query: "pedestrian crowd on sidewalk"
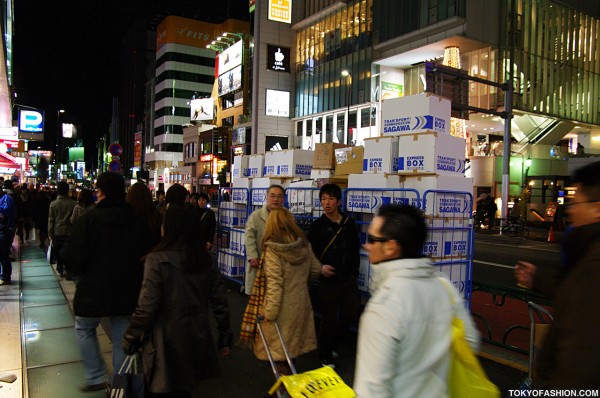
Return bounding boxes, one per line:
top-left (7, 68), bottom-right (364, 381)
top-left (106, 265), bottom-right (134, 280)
top-left (2, 162), bottom-right (599, 396)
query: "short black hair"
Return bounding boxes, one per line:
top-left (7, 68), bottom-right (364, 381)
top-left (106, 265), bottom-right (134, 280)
top-left (319, 183), bottom-right (342, 201)
top-left (377, 204), bottom-right (428, 259)
top-left (572, 161), bottom-right (600, 201)
top-left (165, 184), bottom-right (189, 205)
top-left (96, 172), bottom-right (125, 199)
top-left (198, 192), bottom-right (210, 201)
top-left (267, 185), bottom-right (285, 195)
top-left (57, 181), bottom-right (70, 196)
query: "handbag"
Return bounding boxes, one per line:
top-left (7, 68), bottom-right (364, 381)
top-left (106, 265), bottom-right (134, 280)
top-left (439, 278), bottom-right (500, 398)
top-left (268, 365), bottom-right (355, 398)
top-left (110, 354), bottom-right (146, 398)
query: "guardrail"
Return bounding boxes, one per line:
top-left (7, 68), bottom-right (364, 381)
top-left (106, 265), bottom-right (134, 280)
top-left (471, 280), bottom-right (552, 355)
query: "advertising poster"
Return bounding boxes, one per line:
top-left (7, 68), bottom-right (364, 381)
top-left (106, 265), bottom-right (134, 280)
top-left (265, 89), bottom-right (290, 117)
top-left (218, 65), bottom-right (242, 96)
top-left (190, 98), bottom-right (215, 121)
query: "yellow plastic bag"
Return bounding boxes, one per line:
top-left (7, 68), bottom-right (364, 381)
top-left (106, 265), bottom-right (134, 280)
top-left (268, 366), bottom-right (355, 398)
top-left (450, 316), bottom-right (500, 398)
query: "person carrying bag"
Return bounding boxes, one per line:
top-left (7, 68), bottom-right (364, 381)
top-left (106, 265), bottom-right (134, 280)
top-left (110, 354), bottom-right (145, 398)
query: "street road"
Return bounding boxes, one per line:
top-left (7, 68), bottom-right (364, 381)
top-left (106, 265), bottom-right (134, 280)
top-left (473, 233), bottom-right (562, 287)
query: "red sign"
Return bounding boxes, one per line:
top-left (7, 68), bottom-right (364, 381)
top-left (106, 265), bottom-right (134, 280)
top-left (108, 143), bottom-right (123, 157)
top-left (0, 139), bottom-right (20, 149)
top-left (134, 132), bottom-right (142, 168)
top-left (200, 154), bottom-right (214, 162)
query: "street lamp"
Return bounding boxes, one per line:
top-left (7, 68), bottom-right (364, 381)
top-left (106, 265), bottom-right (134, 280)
top-left (341, 70), bottom-right (352, 144)
top-left (55, 109), bottom-right (65, 181)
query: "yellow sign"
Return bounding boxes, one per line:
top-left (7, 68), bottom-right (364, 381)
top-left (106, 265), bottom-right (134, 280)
top-left (268, 0), bottom-right (291, 24)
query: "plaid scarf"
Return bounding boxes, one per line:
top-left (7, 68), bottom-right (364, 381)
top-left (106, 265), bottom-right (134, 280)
top-left (239, 254), bottom-right (267, 348)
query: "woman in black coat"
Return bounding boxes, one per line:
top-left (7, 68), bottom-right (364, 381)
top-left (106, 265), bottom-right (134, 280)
top-left (122, 204), bottom-right (220, 397)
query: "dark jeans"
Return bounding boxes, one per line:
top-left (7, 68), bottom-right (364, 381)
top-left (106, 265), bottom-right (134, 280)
top-left (317, 277), bottom-right (360, 362)
top-left (0, 229), bottom-right (14, 282)
top-left (52, 235), bottom-right (68, 275)
top-left (147, 392), bottom-right (191, 398)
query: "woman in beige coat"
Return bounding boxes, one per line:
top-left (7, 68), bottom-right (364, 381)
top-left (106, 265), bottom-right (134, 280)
top-left (253, 207), bottom-right (322, 375)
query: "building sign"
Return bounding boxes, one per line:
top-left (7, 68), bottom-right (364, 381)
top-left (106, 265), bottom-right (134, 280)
top-left (232, 127), bottom-right (246, 145)
top-left (267, 45), bottom-right (290, 72)
top-left (218, 65), bottom-right (242, 96)
top-left (0, 127), bottom-right (18, 139)
top-left (218, 41), bottom-right (243, 76)
top-left (62, 123), bottom-right (77, 138)
top-left (266, 89), bottom-right (290, 117)
top-left (156, 16), bottom-right (214, 49)
top-left (265, 135), bottom-right (289, 152)
top-left (200, 154), bottom-right (214, 162)
top-left (0, 139), bottom-right (20, 149)
top-left (134, 132), bottom-right (142, 168)
top-left (268, 0), bottom-right (292, 24)
top-left (76, 161), bottom-right (85, 180)
top-left (190, 98), bottom-right (215, 121)
top-left (381, 82), bottom-right (403, 100)
top-left (18, 108), bottom-right (44, 133)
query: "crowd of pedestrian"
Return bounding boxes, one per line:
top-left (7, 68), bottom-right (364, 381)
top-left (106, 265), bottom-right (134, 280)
top-left (2, 160), bottom-right (598, 395)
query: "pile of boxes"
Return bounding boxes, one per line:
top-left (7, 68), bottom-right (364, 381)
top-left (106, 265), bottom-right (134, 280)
top-left (223, 93), bottom-right (472, 293)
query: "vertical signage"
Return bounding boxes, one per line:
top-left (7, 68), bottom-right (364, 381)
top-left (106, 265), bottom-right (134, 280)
top-left (267, 45), bottom-right (291, 72)
top-left (134, 132), bottom-right (142, 168)
top-left (268, 0), bottom-right (291, 24)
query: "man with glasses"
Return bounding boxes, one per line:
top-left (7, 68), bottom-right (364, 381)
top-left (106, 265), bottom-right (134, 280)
top-left (244, 185), bottom-right (285, 294)
top-left (354, 204), bottom-right (479, 397)
top-left (515, 161), bottom-right (600, 389)
top-left (308, 183), bottom-right (360, 368)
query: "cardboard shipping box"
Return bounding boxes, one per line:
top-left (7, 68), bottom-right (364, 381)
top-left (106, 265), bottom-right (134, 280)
top-left (314, 143), bottom-right (348, 169)
top-left (248, 154), bottom-right (264, 177)
top-left (363, 136), bottom-right (399, 173)
top-left (264, 149), bottom-right (314, 178)
top-left (397, 132), bottom-right (466, 176)
top-left (335, 146), bottom-right (364, 176)
top-left (232, 155), bottom-right (250, 178)
top-left (381, 93), bottom-right (451, 136)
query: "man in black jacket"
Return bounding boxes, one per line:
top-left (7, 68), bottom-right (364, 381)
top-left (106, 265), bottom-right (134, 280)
top-left (61, 172), bottom-right (152, 392)
top-left (308, 183), bottom-right (361, 367)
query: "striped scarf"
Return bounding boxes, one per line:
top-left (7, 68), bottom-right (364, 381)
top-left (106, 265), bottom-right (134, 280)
top-left (239, 254), bottom-right (267, 348)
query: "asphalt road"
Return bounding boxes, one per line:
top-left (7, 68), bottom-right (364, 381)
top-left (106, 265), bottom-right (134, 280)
top-left (473, 233), bottom-right (562, 287)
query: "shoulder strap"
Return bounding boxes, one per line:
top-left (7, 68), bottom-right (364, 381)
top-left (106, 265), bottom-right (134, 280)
top-left (437, 276), bottom-right (458, 308)
top-left (319, 216), bottom-right (349, 261)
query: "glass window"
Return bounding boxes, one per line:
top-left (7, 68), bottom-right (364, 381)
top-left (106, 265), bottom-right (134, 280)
top-left (296, 121), bottom-right (303, 136)
top-left (336, 113), bottom-right (345, 143)
top-left (360, 108), bottom-right (370, 127)
top-left (326, 115), bottom-right (334, 142)
top-left (306, 120), bottom-right (313, 136)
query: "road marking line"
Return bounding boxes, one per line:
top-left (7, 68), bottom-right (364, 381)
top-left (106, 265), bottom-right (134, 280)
top-left (476, 241), bottom-right (560, 253)
top-left (474, 260), bottom-right (514, 269)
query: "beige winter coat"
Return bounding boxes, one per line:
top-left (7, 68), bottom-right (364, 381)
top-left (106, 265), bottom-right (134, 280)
top-left (253, 238), bottom-right (321, 361)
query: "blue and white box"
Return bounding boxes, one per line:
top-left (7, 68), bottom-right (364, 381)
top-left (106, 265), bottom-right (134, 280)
top-left (345, 186), bottom-right (419, 214)
top-left (381, 93), bottom-right (451, 136)
top-left (397, 132), bottom-right (466, 176)
top-left (232, 155), bottom-right (250, 178)
top-left (249, 154), bottom-right (264, 177)
top-left (264, 149), bottom-right (314, 178)
top-left (363, 136), bottom-right (399, 173)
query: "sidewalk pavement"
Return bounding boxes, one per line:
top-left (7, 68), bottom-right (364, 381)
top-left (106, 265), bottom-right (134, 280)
top-left (3, 239), bottom-right (527, 397)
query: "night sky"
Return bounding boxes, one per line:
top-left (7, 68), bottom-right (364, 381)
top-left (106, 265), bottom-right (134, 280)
top-left (13, 0), bottom-right (249, 163)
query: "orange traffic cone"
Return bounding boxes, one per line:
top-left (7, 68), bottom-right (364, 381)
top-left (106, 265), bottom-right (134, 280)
top-left (547, 225), bottom-right (555, 242)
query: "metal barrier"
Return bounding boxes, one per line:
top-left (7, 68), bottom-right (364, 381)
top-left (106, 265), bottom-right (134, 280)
top-left (422, 190), bottom-right (474, 302)
top-left (343, 188), bottom-right (421, 293)
top-left (471, 280), bottom-right (552, 355)
top-left (216, 188), bottom-right (250, 286)
top-left (286, 187), bottom-right (322, 233)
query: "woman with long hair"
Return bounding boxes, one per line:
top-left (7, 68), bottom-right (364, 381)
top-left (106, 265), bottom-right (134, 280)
top-left (122, 204), bottom-right (220, 397)
top-left (70, 188), bottom-right (95, 225)
top-left (126, 182), bottom-right (161, 246)
top-left (252, 207), bottom-right (322, 375)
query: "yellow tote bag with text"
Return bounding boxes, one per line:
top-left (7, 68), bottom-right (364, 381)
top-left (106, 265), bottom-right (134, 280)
top-left (268, 366), bottom-right (355, 398)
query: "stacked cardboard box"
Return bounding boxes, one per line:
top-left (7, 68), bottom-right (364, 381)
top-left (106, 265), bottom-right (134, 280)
top-left (264, 149), bottom-right (314, 178)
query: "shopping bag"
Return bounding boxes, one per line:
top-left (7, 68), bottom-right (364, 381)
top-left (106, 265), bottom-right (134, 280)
top-left (110, 354), bottom-right (146, 398)
top-left (268, 366), bottom-right (355, 398)
top-left (449, 316), bottom-right (500, 398)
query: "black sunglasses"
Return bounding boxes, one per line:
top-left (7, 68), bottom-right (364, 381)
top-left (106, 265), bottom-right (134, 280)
top-left (367, 234), bottom-right (390, 244)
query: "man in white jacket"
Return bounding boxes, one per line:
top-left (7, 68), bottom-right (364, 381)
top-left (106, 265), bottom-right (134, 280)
top-left (354, 204), bottom-right (480, 398)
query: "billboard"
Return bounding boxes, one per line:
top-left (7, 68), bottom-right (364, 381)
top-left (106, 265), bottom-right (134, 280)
top-left (62, 123), bottom-right (77, 138)
top-left (266, 89), bottom-right (290, 117)
top-left (218, 65), bottom-right (242, 96)
top-left (266, 45), bottom-right (291, 72)
top-left (190, 98), bottom-right (215, 121)
top-left (218, 40), bottom-right (243, 76)
top-left (134, 132), bottom-right (142, 168)
top-left (76, 161), bottom-right (85, 180)
top-left (18, 108), bottom-right (44, 133)
top-left (156, 16), bottom-right (214, 49)
top-left (268, 0), bottom-right (291, 23)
